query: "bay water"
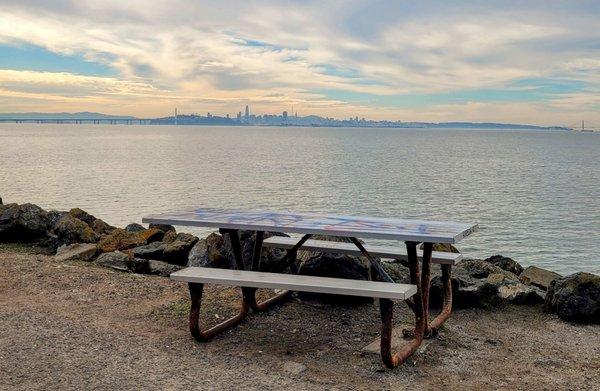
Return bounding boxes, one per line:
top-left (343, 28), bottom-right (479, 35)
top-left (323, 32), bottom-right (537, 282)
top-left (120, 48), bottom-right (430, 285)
top-left (1, 124), bottom-right (598, 275)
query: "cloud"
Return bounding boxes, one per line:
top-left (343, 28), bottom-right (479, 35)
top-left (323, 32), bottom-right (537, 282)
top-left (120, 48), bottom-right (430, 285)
top-left (0, 0), bottom-right (598, 124)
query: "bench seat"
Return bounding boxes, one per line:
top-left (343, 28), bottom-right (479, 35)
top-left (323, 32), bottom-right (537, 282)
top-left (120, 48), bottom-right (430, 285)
top-left (171, 267), bottom-right (417, 300)
top-left (262, 237), bottom-right (462, 265)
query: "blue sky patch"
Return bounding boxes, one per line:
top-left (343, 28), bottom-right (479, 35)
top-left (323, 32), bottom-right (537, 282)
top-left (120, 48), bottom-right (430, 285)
top-left (0, 43), bottom-right (115, 76)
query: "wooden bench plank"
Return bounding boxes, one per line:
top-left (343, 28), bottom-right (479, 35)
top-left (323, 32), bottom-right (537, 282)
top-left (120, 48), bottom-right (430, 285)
top-left (262, 237), bottom-right (462, 265)
top-left (171, 267), bottom-right (417, 300)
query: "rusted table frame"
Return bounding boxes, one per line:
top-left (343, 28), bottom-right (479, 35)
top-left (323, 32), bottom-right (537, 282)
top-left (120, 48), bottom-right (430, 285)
top-left (187, 229), bottom-right (312, 342)
top-left (188, 230), bottom-right (453, 369)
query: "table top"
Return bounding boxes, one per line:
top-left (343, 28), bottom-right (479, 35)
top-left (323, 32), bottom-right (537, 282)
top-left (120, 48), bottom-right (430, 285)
top-left (143, 208), bottom-right (478, 243)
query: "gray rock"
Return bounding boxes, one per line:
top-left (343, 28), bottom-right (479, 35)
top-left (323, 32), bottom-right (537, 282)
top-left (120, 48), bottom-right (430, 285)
top-left (128, 258), bottom-right (150, 274)
top-left (220, 230), bottom-right (290, 272)
top-left (68, 208), bottom-right (97, 226)
top-left (148, 260), bottom-right (183, 277)
top-left (0, 203), bottom-right (52, 241)
top-left (484, 255), bottom-right (523, 275)
top-left (95, 251), bottom-right (149, 273)
top-left (149, 223), bottom-right (176, 233)
top-left (381, 261), bottom-right (411, 284)
top-left (163, 233), bottom-right (199, 265)
top-left (545, 272), bottom-right (599, 324)
top-left (187, 233), bottom-right (226, 267)
top-left (487, 273), bottom-right (545, 305)
top-left (55, 243), bottom-right (97, 261)
top-left (91, 218), bottom-right (116, 235)
top-left (519, 266), bottom-right (561, 290)
top-left (298, 252), bottom-right (370, 280)
top-left (132, 241), bottom-right (165, 260)
top-left (297, 239), bottom-right (372, 304)
top-left (95, 251), bottom-right (130, 271)
top-left (52, 214), bottom-right (97, 246)
top-left (429, 259), bottom-right (543, 308)
top-left (282, 361), bottom-right (307, 375)
top-left (97, 228), bottom-right (147, 253)
top-left (47, 210), bottom-right (68, 227)
top-left (125, 223), bottom-right (145, 233)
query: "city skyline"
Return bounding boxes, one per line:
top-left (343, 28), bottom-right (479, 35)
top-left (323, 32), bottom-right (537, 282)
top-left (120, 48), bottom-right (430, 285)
top-left (0, 1), bottom-right (599, 126)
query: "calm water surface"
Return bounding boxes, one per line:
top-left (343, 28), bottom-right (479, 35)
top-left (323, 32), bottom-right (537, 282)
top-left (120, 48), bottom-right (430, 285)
top-left (1, 124), bottom-right (599, 275)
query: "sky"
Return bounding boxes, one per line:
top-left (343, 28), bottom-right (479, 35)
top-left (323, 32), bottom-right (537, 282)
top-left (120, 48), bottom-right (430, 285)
top-left (0, 0), bottom-right (599, 126)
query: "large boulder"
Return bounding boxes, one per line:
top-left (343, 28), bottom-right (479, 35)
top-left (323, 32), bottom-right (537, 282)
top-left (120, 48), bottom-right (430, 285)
top-left (545, 272), bottom-right (599, 324)
top-left (53, 214), bottom-right (97, 246)
top-left (296, 236), bottom-right (372, 304)
top-left (137, 228), bottom-right (164, 243)
top-left (125, 223), bottom-right (145, 233)
top-left (519, 266), bottom-right (561, 290)
top-left (95, 251), bottom-right (131, 272)
top-left (132, 241), bottom-right (165, 260)
top-left (55, 243), bottom-right (97, 261)
top-left (91, 218), bottom-right (116, 235)
top-left (68, 208), bottom-right (97, 226)
top-left (219, 230), bottom-right (289, 272)
top-left (163, 233), bottom-right (199, 265)
top-left (97, 228), bottom-right (147, 253)
top-left (187, 233), bottom-right (227, 267)
top-left (94, 251), bottom-right (149, 273)
top-left (0, 203), bottom-right (52, 241)
top-left (430, 259), bottom-right (543, 308)
top-left (486, 273), bottom-right (545, 305)
top-left (381, 261), bottom-right (411, 284)
top-left (149, 223), bottom-right (176, 233)
top-left (484, 255), bottom-right (523, 275)
top-left (148, 260), bottom-right (183, 277)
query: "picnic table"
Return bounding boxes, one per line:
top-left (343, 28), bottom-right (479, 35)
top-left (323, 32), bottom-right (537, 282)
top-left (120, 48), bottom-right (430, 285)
top-left (143, 208), bottom-right (478, 368)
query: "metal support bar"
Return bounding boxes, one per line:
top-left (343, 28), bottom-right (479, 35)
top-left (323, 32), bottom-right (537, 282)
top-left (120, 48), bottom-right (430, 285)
top-left (348, 237), bottom-right (394, 283)
top-left (379, 241), bottom-right (425, 368)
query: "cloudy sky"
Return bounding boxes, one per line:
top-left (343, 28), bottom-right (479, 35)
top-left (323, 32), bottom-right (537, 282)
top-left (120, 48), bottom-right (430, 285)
top-left (0, 0), bottom-right (598, 125)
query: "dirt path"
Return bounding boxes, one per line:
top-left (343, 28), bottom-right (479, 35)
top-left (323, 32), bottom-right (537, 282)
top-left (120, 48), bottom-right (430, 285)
top-left (0, 250), bottom-right (598, 390)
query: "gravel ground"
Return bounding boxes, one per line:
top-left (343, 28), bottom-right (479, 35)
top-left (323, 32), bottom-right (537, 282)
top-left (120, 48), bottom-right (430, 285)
top-left (1, 249), bottom-right (598, 390)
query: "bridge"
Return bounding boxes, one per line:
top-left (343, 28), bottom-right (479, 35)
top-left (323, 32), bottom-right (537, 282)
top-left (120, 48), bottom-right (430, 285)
top-left (0, 118), bottom-right (152, 124)
top-left (564, 121), bottom-right (600, 132)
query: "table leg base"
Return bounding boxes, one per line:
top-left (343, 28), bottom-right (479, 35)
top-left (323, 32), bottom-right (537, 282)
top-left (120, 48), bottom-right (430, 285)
top-left (247, 288), bottom-right (293, 312)
top-left (380, 298), bottom-right (425, 368)
top-left (188, 282), bottom-right (250, 342)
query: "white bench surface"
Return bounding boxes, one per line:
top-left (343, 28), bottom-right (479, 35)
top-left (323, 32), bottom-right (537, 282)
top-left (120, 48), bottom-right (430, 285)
top-left (143, 208), bottom-right (478, 243)
top-left (262, 237), bottom-right (462, 265)
top-left (171, 267), bottom-right (417, 300)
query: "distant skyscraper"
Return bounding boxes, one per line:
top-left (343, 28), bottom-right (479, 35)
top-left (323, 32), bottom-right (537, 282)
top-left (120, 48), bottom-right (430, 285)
top-left (244, 105), bottom-right (249, 122)
top-left (283, 111), bottom-right (288, 121)
top-left (237, 111), bottom-right (242, 121)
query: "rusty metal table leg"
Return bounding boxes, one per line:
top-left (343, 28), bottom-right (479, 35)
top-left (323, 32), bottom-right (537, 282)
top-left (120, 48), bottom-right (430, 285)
top-left (379, 241), bottom-right (425, 368)
top-left (187, 228), bottom-right (253, 342)
top-left (188, 282), bottom-right (250, 342)
top-left (420, 242), bottom-right (433, 337)
top-left (427, 264), bottom-right (452, 336)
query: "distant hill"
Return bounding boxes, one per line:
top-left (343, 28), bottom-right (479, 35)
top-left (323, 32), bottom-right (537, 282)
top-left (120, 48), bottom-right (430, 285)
top-left (0, 112), bottom-right (137, 119)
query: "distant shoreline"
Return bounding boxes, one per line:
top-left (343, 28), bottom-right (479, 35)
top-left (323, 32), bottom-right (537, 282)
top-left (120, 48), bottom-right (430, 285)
top-left (0, 112), bottom-right (571, 130)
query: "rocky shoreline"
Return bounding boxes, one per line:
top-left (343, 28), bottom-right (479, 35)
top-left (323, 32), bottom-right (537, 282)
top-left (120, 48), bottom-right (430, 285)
top-left (1, 199), bottom-right (598, 324)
